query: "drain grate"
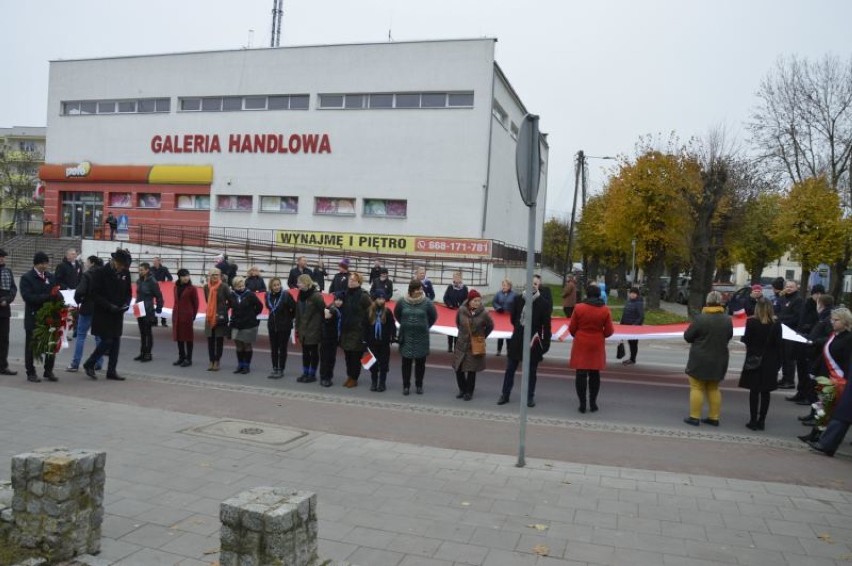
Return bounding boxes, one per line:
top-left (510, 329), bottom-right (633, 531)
top-left (183, 420), bottom-right (309, 448)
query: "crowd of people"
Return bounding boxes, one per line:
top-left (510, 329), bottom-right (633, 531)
top-left (4, 247), bottom-right (852, 455)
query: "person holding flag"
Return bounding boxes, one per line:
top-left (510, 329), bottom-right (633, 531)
top-left (364, 289), bottom-right (396, 393)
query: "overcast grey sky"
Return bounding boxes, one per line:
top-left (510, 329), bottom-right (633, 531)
top-left (2, 0), bottom-right (850, 218)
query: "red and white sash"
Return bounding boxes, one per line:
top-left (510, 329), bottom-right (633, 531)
top-left (823, 333), bottom-right (846, 380)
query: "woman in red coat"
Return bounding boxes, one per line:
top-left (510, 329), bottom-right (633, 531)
top-left (172, 269), bottom-right (199, 367)
top-left (569, 284), bottom-right (614, 413)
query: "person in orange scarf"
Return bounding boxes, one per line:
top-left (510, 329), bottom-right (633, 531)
top-left (203, 268), bottom-right (231, 371)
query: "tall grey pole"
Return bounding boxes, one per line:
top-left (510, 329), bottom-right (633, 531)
top-left (517, 200), bottom-right (536, 468)
top-left (631, 238), bottom-right (637, 284)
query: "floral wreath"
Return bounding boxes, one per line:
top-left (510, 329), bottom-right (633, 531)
top-left (812, 375), bottom-right (847, 430)
top-left (31, 285), bottom-right (75, 362)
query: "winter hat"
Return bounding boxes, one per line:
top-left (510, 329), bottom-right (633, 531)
top-left (33, 251), bottom-right (49, 265)
top-left (811, 284), bottom-right (826, 294)
top-left (0, 249), bottom-right (7, 257)
top-left (372, 289), bottom-right (387, 300)
top-left (467, 289), bottom-right (482, 301)
top-left (177, 268), bottom-right (190, 277)
top-left (339, 258), bottom-right (350, 267)
top-left (333, 291), bottom-right (346, 301)
top-left (111, 248), bottom-right (132, 267)
top-left (751, 284), bottom-right (763, 292)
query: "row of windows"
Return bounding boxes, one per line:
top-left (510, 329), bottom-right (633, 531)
top-left (60, 91), bottom-right (474, 115)
top-left (62, 98), bottom-right (170, 115)
top-left (107, 193), bottom-right (407, 218)
top-left (318, 92), bottom-right (474, 110)
top-left (492, 99), bottom-right (519, 140)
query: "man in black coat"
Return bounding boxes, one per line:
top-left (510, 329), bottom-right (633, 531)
top-left (369, 259), bottom-right (383, 286)
top-left (788, 284), bottom-right (825, 403)
top-left (287, 256), bottom-right (313, 289)
top-left (81, 249), bottom-right (133, 381)
top-left (777, 280), bottom-right (804, 390)
top-left (497, 275), bottom-right (552, 407)
top-left (20, 251), bottom-right (56, 382)
top-left (134, 262), bottom-right (163, 362)
top-left (150, 257), bottom-right (172, 327)
top-left (54, 248), bottom-right (83, 290)
top-left (0, 249), bottom-right (17, 376)
top-left (329, 259), bottom-right (350, 293)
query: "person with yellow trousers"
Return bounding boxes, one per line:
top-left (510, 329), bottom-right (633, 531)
top-left (683, 291), bottom-right (733, 426)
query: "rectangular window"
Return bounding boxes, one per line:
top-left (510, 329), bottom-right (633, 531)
top-left (314, 197), bottom-right (355, 216)
top-left (176, 195), bottom-right (210, 210)
top-left (369, 93), bottom-right (393, 108)
top-left (201, 97), bottom-right (222, 112)
top-left (510, 121), bottom-right (519, 139)
top-left (364, 199), bottom-right (407, 218)
top-left (344, 94), bottom-right (365, 109)
top-left (62, 101), bottom-right (80, 115)
top-left (138, 193), bottom-right (162, 208)
top-left (260, 196), bottom-right (299, 213)
top-left (289, 95), bottom-right (309, 109)
top-left (80, 101), bottom-right (97, 115)
top-left (395, 93), bottom-right (420, 108)
top-left (267, 96), bottom-right (289, 110)
top-left (109, 192), bottom-right (132, 208)
top-left (155, 98), bottom-right (170, 112)
top-left (319, 94), bottom-right (344, 109)
top-left (421, 93), bottom-right (447, 108)
top-left (181, 98), bottom-right (201, 111)
top-left (137, 99), bottom-right (156, 113)
top-left (492, 100), bottom-right (508, 126)
top-left (222, 97), bottom-right (242, 111)
top-left (217, 195), bottom-right (253, 211)
top-left (97, 101), bottom-right (116, 114)
top-left (117, 100), bottom-right (136, 113)
top-left (448, 92), bottom-right (474, 107)
top-left (244, 96), bottom-right (266, 110)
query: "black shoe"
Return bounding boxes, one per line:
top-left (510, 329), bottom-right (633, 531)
top-left (795, 398), bottom-right (813, 406)
top-left (161, 322), bottom-right (168, 328)
top-left (302, 375), bottom-right (316, 383)
top-left (403, 387), bottom-right (410, 396)
top-left (321, 379), bottom-right (332, 387)
top-left (786, 393), bottom-right (805, 402)
top-left (497, 395), bottom-right (510, 405)
top-left (590, 403), bottom-right (599, 413)
top-left (105, 374), bottom-right (126, 381)
top-left (683, 417), bottom-right (700, 426)
top-left (527, 400), bottom-right (536, 408)
top-left (700, 418), bottom-right (719, 426)
top-left (233, 367), bottom-right (243, 374)
top-left (456, 391), bottom-right (465, 399)
top-left (27, 374), bottom-right (41, 383)
top-left (43, 372), bottom-right (58, 382)
top-left (798, 413), bottom-right (815, 421)
top-left (173, 359), bottom-right (185, 366)
top-left (801, 418), bottom-right (818, 427)
top-left (579, 405), bottom-right (587, 414)
top-left (140, 354), bottom-right (152, 363)
top-left (180, 360), bottom-right (192, 368)
top-left (370, 382), bottom-right (378, 392)
top-left (798, 429), bottom-right (821, 443)
top-left (133, 354), bottom-right (144, 361)
top-left (241, 367), bottom-right (251, 374)
top-left (83, 365), bottom-right (97, 380)
top-left (746, 421), bottom-right (759, 431)
top-left (807, 440), bottom-right (835, 457)
top-left (463, 393), bottom-right (472, 401)
top-left (756, 420), bottom-right (765, 430)
top-left (777, 382), bottom-right (796, 390)
top-left (416, 386), bottom-right (423, 395)
top-left (378, 383), bottom-right (386, 392)
top-left (0, 368), bottom-right (17, 375)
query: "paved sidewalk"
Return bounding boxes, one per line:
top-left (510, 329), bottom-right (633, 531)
top-left (2, 387), bottom-right (852, 566)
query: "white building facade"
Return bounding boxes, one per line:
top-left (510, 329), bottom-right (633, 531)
top-left (41, 39), bottom-right (548, 265)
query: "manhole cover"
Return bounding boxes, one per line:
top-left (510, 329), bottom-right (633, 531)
top-left (184, 420), bottom-right (309, 447)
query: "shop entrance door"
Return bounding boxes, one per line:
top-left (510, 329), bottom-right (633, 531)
top-left (60, 193), bottom-right (104, 238)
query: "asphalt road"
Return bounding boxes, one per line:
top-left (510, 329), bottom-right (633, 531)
top-left (3, 312), bottom-right (849, 490)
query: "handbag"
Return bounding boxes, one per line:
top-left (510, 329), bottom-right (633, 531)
top-left (467, 317), bottom-right (486, 356)
top-left (616, 341), bottom-right (626, 359)
top-left (743, 322), bottom-right (773, 371)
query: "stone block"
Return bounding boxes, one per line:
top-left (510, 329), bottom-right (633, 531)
top-left (26, 455), bottom-right (44, 479)
top-left (220, 550), bottom-right (239, 566)
top-left (220, 501), bottom-right (242, 527)
top-left (43, 456), bottom-right (75, 484)
top-left (28, 480), bottom-right (45, 497)
top-left (264, 504), bottom-right (295, 533)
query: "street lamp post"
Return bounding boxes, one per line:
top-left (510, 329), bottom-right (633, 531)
top-left (631, 238), bottom-right (637, 284)
top-left (565, 151), bottom-right (616, 281)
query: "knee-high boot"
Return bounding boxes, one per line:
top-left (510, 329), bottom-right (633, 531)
top-left (575, 371), bottom-right (588, 412)
top-left (589, 372), bottom-right (601, 412)
top-left (185, 342), bottom-right (193, 363)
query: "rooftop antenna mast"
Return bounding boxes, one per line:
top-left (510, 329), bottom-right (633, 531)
top-left (270, 0), bottom-right (283, 47)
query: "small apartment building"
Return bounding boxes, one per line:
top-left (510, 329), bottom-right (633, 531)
top-left (40, 39), bottom-right (548, 260)
top-left (0, 126), bottom-right (46, 232)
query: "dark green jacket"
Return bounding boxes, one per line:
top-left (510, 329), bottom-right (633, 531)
top-left (339, 287), bottom-right (372, 351)
top-left (394, 294), bottom-right (438, 359)
top-left (684, 307), bottom-right (733, 381)
top-left (296, 286), bottom-right (325, 346)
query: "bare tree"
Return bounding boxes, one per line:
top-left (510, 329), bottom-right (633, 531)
top-left (0, 144), bottom-right (42, 240)
top-left (749, 54), bottom-right (852, 296)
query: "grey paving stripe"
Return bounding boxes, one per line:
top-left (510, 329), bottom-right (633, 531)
top-left (118, 370), bottom-right (806, 451)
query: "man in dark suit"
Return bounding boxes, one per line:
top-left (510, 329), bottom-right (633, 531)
top-left (21, 251), bottom-right (56, 382)
top-left (287, 256), bottom-right (313, 289)
top-left (0, 249), bottom-right (17, 375)
top-left (54, 248), bottom-right (83, 290)
top-left (150, 257), bottom-right (173, 327)
top-left (81, 249), bottom-right (133, 381)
